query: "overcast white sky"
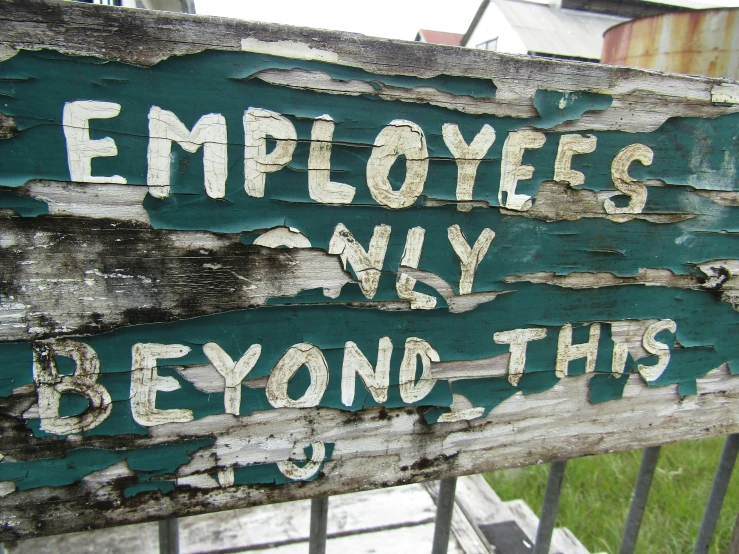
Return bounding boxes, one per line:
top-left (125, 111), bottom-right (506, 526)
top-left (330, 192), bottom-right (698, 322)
top-left (194, 0), bottom-right (739, 41)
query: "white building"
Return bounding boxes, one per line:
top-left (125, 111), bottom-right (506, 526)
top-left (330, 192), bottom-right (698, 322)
top-left (74, 0), bottom-right (195, 13)
top-left (457, 0), bottom-right (703, 62)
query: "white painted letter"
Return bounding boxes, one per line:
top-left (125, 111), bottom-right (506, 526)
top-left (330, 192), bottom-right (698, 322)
top-left (266, 343), bottom-right (329, 408)
top-left (254, 227), bottom-right (312, 248)
top-left (366, 120), bottom-right (428, 209)
top-left (442, 123), bottom-right (496, 211)
top-left (604, 143), bottom-right (653, 215)
top-left (131, 343), bottom-right (193, 427)
top-left (32, 339), bottom-right (112, 435)
top-left (399, 337), bottom-right (439, 404)
top-left (203, 342), bottom-right (262, 415)
top-left (498, 130), bottom-right (546, 211)
top-left (611, 342), bottom-right (630, 375)
top-left (217, 467), bottom-right (235, 488)
top-left (553, 134), bottom-right (596, 187)
top-left (147, 106), bottom-right (228, 199)
top-left (309, 115), bottom-right (355, 204)
top-left (324, 223), bottom-right (391, 299)
top-left (638, 319), bottom-right (676, 382)
top-left (244, 108), bottom-right (297, 197)
top-left (494, 328), bottom-right (547, 386)
top-left (341, 337), bottom-right (392, 406)
top-left (277, 442), bottom-right (326, 481)
top-left (63, 101), bottom-right (126, 184)
top-left (397, 227), bottom-right (436, 310)
top-left (447, 225), bottom-right (495, 295)
top-left (555, 323), bottom-right (601, 378)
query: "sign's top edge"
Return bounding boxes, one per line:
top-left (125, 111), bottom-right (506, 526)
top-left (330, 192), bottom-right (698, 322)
top-left (1, 0), bottom-right (737, 88)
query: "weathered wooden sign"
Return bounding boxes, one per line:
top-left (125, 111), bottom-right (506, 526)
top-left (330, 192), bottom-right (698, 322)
top-left (1, 0), bottom-right (739, 540)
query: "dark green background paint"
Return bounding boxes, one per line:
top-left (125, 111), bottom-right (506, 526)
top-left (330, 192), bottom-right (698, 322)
top-left (1, 49), bottom-right (738, 492)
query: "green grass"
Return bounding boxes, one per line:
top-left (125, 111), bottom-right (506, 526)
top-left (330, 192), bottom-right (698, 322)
top-left (484, 436), bottom-right (739, 553)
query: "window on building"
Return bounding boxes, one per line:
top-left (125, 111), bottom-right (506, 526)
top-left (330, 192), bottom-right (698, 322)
top-left (476, 38), bottom-right (499, 51)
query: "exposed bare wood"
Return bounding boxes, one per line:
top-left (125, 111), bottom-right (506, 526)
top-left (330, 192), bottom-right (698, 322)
top-left (0, 0), bottom-right (736, 133)
top-left (1, 0), bottom-right (739, 542)
top-left (0, 215), bottom-right (352, 340)
top-left (2, 366), bottom-right (738, 539)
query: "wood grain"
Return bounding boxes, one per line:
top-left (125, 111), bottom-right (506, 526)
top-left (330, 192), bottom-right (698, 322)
top-left (1, 0), bottom-right (739, 541)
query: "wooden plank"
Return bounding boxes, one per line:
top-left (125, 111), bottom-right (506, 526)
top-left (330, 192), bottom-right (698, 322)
top-left (256, 523), bottom-right (466, 554)
top-left (179, 484), bottom-right (439, 552)
top-left (5, 476), bottom-right (595, 554)
top-left (424, 480), bottom-right (494, 554)
top-left (453, 475), bottom-right (590, 554)
top-left (1, 0), bottom-right (739, 541)
top-left (3, 523), bottom-right (160, 554)
top-left (5, 483), bottom-right (447, 554)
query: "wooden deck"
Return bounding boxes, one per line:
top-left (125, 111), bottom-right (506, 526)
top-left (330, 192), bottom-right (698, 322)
top-left (4, 476), bottom-right (592, 553)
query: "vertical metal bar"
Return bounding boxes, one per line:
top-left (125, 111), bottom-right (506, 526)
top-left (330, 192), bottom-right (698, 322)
top-left (532, 460), bottom-right (568, 554)
top-left (309, 496), bottom-right (329, 554)
top-left (431, 477), bottom-right (458, 554)
top-left (158, 518), bottom-right (179, 554)
top-left (619, 445), bottom-right (661, 554)
top-left (694, 433), bottom-right (739, 554)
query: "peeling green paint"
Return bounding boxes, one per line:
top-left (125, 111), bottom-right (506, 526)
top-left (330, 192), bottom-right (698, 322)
top-left (0, 189), bottom-right (47, 216)
top-left (124, 481), bottom-right (176, 498)
top-left (1, 46), bottom-right (738, 499)
top-left (0, 50), bottom-right (736, 209)
top-left (0, 439), bottom-right (213, 491)
top-left (2, 283), bottom-right (736, 433)
top-left (533, 90), bottom-right (613, 129)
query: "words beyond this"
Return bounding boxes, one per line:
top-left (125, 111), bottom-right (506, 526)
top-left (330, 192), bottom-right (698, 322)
top-left (32, 319), bottom-right (676, 435)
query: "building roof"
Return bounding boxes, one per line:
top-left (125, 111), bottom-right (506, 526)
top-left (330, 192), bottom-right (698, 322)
top-left (415, 29), bottom-right (465, 46)
top-left (561, 0), bottom-right (687, 19)
top-left (464, 0), bottom-right (629, 60)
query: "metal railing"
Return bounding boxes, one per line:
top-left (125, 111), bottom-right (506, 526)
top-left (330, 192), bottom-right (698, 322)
top-left (306, 432), bottom-right (739, 554)
top-left (29, 433), bottom-right (739, 554)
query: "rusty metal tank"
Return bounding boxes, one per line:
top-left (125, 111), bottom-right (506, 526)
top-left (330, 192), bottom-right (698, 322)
top-left (601, 8), bottom-right (739, 79)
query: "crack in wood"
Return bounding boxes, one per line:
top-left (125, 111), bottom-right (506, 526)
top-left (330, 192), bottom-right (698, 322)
top-left (0, 215), bottom-right (352, 340)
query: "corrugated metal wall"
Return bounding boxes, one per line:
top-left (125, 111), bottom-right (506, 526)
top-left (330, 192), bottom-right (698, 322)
top-left (601, 8), bottom-right (739, 79)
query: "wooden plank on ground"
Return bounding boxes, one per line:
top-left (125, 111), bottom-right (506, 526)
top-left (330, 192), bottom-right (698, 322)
top-left (4, 483), bottom-right (458, 554)
top-left (1, 0), bottom-right (739, 540)
top-left (453, 474), bottom-right (591, 554)
top-left (424, 480), bottom-right (494, 554)
top-left (5, 476), bottom-right (594, 554)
